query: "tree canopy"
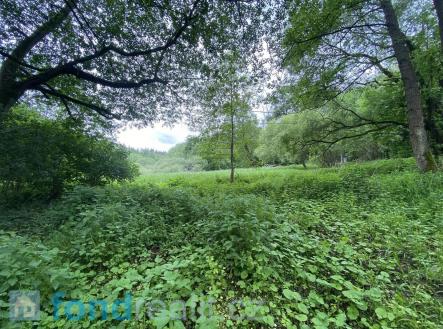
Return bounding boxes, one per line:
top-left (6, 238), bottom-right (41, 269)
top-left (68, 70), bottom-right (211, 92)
top-left (282, 0), bottom-right (442, 171)
top-left (0, 0), bottom-right (282, 124)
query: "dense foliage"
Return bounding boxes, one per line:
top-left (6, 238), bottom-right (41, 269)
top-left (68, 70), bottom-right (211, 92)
top-left (129, 125), bottom-right (260, 174)
top-left (0, 159), bottom-right (441, 328)
top-left (282, 0), bottom-right (443, 171)
top-left (129, 146), bottom-right (205, 174)
top-left (1, 2), bottom-right (442, 328)
top-left (258, 83), bottom-right (412, 167)
top-left (0, 107), bottom-right (138, 202)
top-left (0, 0), bottom-right (282, 124)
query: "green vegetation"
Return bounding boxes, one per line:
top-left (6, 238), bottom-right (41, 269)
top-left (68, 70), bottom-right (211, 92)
top-left (281, 0), bottom-right (441, 171)
top-left (257, 83), bottom-right (412, 168)
top-left (128, 147), bottom-right (204, 175)
top-left (0, 107), bottom-right (138, 203)
top-left (1, 1), bottom-right (443, 328)
top-left (1, 159), bottom-right (442, 328)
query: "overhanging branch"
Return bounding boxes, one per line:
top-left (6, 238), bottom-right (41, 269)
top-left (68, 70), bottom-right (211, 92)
top-left (305, 125), bottom-right (393, 148)
top-left (17, 0), bottom-right (201, 95)
top-left (33, 85), bottom-right (118, 119)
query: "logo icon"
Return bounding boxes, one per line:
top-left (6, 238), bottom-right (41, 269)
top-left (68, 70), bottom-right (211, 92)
top-left (9, 291), bottom-right (40, 321)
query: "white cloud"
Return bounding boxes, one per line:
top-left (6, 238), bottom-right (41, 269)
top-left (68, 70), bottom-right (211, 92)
top-left (117, 122), bottom-right (193, 151)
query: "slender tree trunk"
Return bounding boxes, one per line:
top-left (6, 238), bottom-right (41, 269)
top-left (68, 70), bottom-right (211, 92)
top-left (380, 0), bottom-right (436, 172)
top-left (230, 95), bottom-right (235, 183)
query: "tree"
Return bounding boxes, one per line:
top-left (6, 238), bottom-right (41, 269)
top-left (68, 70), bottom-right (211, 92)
top-left (196, 108), bottom-right (259, 174)
top-left (256, 111), bottom-right (319, 167)
top-left (434, 0), bottom-right (443, 52)
top-left (0, 0), bottom-right (279, 124)
top-left (283, 0), bottom-right (437, 171)
top-left (0, 0), bottom-right (196, 120)
top-left (432, 0), bottom-right (443, 90)
top-left (257, 84), bottom-right (411, 167)
top-left (0, 106), bottom-right (138, 201)
top-left (380, 0), bottom-right (435, 171)
top-left (192, 53), bottom-right (258, 181)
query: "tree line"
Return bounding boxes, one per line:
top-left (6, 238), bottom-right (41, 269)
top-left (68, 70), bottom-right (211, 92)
top-left (0, 0), bottom-right (442, 198)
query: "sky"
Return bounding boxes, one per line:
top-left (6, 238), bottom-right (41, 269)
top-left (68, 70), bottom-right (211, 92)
top-left (117, 122), bottom-right (193, 152)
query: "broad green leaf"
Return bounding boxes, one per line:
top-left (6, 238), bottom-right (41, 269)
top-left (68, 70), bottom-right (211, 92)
top-left (283, 289), bottom-right (302, 301)
top-left (347, 305), bottom-right (359, 321)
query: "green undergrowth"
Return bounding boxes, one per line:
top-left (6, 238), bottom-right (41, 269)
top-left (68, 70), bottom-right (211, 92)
top-left (0, 159), bottom-right (442, 328)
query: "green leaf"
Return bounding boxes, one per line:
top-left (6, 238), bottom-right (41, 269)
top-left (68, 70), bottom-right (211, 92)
top-left (375, 307), bottom-right (388, 319)
top-left (308, 291), bottom-right (325, 305)
top-left (196, 316), bottom-right (219, 329)
top-left (343, 289), bottom-right (361, 301)
top-left (365, 288), bottom-right (382, 301)
top-left (152, 310), bottom-right (170, 329)
top-left (347, 305), bottom-right (359, 320)
top-left (295, 313), bottom-right (308, 322)
top-left (171, 321), bottom-right (186, 329)
top-left (334, 312), bottom-right (346, 327)
top-left (297, 303), bottom-right (309, 314)
top-left (262, 315), bottom-right (275, 326)
top-left (283, 289), bottom-right (302, 301)
top-left (312, 311), bottom-right (329, 328)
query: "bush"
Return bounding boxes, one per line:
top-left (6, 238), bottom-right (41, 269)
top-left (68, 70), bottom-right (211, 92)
top-left (0, 107), bottom-right (138, 203)
top-left (0, 231), bottom-right (81, 300)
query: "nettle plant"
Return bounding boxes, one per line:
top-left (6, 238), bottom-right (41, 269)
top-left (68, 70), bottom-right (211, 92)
top-left (1, 160), bottom-right (442, 328)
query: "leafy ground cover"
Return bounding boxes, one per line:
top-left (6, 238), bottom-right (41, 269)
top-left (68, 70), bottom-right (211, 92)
top-left (0, 159), bottom-right (442, 328)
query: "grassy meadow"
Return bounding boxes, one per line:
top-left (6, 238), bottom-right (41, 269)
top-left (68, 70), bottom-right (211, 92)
top-left (1, 158), bottom-right (442, 328)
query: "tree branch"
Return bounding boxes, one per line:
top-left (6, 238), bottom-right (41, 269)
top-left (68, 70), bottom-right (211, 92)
top-left (64, 66), bottom-right (167, 88)
top-left (0, 49), bottom-right (44, 72)
top-left (18, 0), bottom-right (201, 93)
top-left (41, 83), bottom-right (74, 118)
top-left (64, 0), bottom-right (97, 49)
top-left (323, 41), bottom-right (396, 79)
top-left (0, 0), bottom-right (76, 85)
top-left (9, 1), bottom-right (76, 64)
top-left (32, 85), bottom-right (118, 119)
top-left (305, 125), bottom-right (393, 147)
top-left (331, 99), bottom-right (406, 127)
top-left (283, 23), bottom-right (386, 64)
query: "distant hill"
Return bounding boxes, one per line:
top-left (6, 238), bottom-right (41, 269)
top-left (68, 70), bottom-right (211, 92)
top-left (128, 144), bottom-right (204, 174)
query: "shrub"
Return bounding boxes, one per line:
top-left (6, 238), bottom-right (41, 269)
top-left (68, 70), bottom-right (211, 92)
top-left (0, 107), bottom-right (138, 204)
top-left (0, 231), bottom-right (81, 300)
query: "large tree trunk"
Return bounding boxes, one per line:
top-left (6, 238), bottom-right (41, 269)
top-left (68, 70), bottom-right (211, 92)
top-left (0, 1), bottom-right (74, 117)
top-left (433, 0), bottom-right (443, 87)
top-left (434, 0), bottom-right (443, 51)
top-left (380, 0), bottom-right (436, 172)
top-left (0, 85), bottom-right (22, 118)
